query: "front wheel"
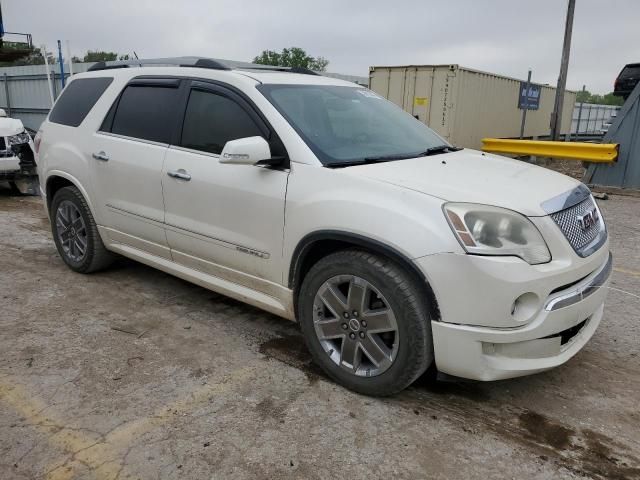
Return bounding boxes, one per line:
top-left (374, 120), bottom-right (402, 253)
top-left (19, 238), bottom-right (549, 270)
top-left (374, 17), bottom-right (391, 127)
top-left (298, 250), bottom-right (434, 396)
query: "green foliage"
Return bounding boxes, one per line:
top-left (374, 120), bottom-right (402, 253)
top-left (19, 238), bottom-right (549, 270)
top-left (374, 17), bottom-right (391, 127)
top-left (253, 47), bottom-right (329, 72)
top-left (0, 49), bottom-right (131, 67)
top-left (82, 51), bottom-right (118, 62)
top-left (0, 47), bottom-right (53, 66)
top-left (576, 89), bottom-right (624, 106)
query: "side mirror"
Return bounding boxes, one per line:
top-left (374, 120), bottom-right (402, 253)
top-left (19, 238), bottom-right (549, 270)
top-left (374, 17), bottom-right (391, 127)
top-left (219, 136), bottom-right (272, 165)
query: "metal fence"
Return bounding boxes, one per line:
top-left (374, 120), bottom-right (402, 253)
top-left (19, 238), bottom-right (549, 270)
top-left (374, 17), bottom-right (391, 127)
top-left (571, 102), bottom-right (620, 135)
top-left (0, 62), bottom-right (94, 131)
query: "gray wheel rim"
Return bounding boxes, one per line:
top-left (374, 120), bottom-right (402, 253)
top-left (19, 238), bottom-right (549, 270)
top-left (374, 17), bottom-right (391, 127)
top-left (312, 274), bottom-right (399, 377)
top-left (55, 200), bottom-right (88, 262)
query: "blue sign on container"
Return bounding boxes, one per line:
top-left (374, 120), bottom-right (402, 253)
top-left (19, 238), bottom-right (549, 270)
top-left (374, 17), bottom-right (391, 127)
top-left (518, 82), bottom-right (541, 110)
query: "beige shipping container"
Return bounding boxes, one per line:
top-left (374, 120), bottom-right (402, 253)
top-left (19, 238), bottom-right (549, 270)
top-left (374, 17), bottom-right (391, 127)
top-left (369, 64), bottom-right (576, 149)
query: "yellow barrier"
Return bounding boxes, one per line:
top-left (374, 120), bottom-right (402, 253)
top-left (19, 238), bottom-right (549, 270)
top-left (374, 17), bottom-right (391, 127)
top-left (481, 139), bottom-right (618, 163)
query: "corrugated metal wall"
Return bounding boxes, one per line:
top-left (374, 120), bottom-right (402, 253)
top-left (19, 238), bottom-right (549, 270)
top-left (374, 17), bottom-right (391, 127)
top-left (369, 65), bottom-right (576, 149)
top-left (0, 63), bottom-right (93, 131)
top-left (586, 84), bottom-right (640, 189)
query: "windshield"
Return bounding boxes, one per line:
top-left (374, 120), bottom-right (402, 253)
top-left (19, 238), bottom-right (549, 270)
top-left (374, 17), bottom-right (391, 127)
top-left (257, 84), bottom-right (450, 166)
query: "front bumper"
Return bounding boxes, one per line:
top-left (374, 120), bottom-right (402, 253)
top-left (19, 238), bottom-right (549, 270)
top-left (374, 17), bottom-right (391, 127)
top-left (417, 247), bottom-right (611, 381)
top-left (0, 155), bottom-right (20, 173)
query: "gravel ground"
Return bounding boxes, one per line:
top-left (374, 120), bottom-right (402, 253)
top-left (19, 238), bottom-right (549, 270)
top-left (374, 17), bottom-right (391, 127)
top-left (1, 183), bottom-right (639, 480)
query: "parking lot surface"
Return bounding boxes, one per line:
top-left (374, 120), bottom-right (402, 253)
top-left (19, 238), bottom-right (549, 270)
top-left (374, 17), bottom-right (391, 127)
top-left (1, 185), bottom-right (639, 480)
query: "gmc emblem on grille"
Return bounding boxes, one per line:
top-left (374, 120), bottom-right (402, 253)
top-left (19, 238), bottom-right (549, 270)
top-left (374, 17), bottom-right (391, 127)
top-left (577, 207), bottom-right (599, 231)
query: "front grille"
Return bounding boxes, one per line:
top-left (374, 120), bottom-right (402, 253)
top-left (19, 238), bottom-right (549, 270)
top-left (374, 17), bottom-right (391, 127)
top-left (550, 196), bottom-right (603, 256)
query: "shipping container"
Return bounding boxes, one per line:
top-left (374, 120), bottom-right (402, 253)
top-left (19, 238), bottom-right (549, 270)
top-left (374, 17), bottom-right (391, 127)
top-left (369, 64), bottom-right (576, 149)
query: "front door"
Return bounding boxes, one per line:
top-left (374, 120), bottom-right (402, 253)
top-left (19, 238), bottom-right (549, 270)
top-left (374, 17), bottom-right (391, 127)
top-left (161, 82), bottom-right (289, 287)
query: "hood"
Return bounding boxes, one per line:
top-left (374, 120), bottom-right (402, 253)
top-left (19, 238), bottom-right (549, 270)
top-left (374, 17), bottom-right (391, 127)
top-left (342, 149), bottom-right (581, 217)
top-left (0, 117), bottom-right (26, 137)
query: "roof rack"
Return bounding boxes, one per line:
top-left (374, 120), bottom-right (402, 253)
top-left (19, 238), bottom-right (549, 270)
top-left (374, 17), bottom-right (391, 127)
top-left (87, 56), bottom-right (321, 77)
top-left (87, 57), bottom-right (231, 72)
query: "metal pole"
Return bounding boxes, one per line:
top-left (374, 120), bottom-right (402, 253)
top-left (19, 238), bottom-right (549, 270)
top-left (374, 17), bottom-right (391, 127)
top-left (3, 73), bottom-right (11, 117)
top-left (575, 85), bottom-right (585, 136)
top-left (520, 69), bottom-right (532, 139)
top-left (57, 40), bottom-right (65, 88)
top-left (550, 0), bottom-right (576, 140)
top-left (51, 70), bottom-right (57, 99)
top-left (66, 40), bottom-right (73, 76)
top-left (42, 45), bottom-right (55, 106)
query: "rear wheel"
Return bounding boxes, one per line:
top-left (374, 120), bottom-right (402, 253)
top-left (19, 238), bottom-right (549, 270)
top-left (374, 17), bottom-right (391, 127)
top-left (298, 249), bottom-right (433, 396)
top-left (50, 186), bottom-right (114, 273)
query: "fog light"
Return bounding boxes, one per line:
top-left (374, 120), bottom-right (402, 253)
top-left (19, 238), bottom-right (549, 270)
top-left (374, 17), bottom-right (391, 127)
top-left (511, 292), bottom-right (540, 323)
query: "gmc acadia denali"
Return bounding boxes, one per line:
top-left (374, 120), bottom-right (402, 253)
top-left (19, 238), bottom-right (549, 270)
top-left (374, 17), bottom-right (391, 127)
top-left (36, 57), bottom-right (611, 396)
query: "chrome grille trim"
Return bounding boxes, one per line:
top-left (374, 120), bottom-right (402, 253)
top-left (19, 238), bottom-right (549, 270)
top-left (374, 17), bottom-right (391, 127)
top-left (550, 196), bottom-right (607, 257)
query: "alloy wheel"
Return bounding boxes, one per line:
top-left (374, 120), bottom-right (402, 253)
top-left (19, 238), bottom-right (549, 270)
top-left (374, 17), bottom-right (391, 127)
top-left (55, 200), bottom-right (88, 262)
top-left (312, 274), bottom-right (399, 377)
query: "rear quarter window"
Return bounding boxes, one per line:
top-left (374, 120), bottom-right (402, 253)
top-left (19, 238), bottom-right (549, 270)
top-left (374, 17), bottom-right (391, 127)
top-left (48, 77), bottom-right (113, 127)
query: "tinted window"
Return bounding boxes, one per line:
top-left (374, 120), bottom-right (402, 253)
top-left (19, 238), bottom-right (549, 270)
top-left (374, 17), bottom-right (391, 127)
top-left (110, 85), bottom-right (180, 143)
top-left (621, 65), bottom-right (640, 78)
top-left (49, 77), bottom-right (113, 127)
top-left (180, 89), bottom-right (262, 154)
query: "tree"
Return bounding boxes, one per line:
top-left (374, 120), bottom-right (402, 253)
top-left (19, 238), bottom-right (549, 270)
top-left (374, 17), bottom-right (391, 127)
top-left (253, 47), bottom-right (329, 72)
top-left (0, 47), bottom-right (54, 67)
top-left (82, 51), bottom-right (118, 63)
top-left (576, 88), bottom-right (624, 106)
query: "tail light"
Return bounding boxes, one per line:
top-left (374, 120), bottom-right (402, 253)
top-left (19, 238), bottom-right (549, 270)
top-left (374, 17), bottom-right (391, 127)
top-left (34, 130), bottom-right (42, 154)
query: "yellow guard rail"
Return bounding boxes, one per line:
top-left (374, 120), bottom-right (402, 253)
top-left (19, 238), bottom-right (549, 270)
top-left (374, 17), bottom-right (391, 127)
top-left (481, 139), bottom-right (618, 163)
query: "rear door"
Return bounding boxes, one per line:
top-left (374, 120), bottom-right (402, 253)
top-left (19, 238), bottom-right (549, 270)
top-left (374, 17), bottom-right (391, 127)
top-left (91, 78), bottom-right (183, 259)
top-left (162, 81), bottom-right (289, 286)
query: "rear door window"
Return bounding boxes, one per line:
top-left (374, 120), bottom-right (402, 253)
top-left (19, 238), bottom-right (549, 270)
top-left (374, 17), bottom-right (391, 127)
top-left (108, 83), bottom-right (181, 143)
top-left (180, 89), bottom-right (263, 154)
top-left (49, 77), bottom-right (113, 127)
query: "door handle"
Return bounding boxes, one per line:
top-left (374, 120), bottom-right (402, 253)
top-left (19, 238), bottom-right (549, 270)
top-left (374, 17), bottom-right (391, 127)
top-left (167, 169), bottom-right (192, 181)
top-left (92, 151), bottom-right (109, 162)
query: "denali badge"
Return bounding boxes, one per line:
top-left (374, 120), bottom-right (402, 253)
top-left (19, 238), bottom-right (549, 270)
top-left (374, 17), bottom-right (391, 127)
top-left (577, 207), bottom-right (599, 231)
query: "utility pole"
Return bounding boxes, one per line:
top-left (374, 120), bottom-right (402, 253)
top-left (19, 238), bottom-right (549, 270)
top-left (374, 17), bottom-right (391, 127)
top-left (550, 0), bottom-right (576, 140)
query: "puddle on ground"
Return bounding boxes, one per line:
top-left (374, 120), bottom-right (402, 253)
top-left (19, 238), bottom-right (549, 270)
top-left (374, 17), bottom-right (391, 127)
top-left (519, 410), bottom-right (574, 450)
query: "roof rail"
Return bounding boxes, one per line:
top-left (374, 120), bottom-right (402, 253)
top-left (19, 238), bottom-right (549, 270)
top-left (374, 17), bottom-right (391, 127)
top-left (233, 64), bottom-right (320, 76)
top-left (87, 56), bottom-right (231, 72)
top-left (86, 56), bottom-right (322, 77)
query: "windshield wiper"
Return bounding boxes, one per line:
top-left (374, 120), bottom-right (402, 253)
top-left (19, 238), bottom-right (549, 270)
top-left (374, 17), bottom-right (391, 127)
top-left (324, 156), bottom-right (405, 168)
top-left (419, 145), bottom-right (462, 156)
top-left (324, 145), bottom-right (463, 168)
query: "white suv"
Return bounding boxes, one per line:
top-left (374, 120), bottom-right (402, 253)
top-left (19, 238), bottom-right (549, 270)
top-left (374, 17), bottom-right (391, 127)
top-left (36, 58), bottom-right (611, 395)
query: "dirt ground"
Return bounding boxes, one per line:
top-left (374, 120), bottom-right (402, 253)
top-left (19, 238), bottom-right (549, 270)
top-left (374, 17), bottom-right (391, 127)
top-left (1, 183), bottom-right (639, 480)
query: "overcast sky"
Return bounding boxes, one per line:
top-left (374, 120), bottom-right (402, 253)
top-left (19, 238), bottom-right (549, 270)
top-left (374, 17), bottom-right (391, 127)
top-left (5, 0), bottom-right (637, 93)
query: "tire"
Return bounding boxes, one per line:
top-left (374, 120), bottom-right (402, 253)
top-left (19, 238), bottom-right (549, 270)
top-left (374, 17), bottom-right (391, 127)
top-left (50, 186), bottom-right (114, 273)
top-left (298, 249), bottom-right (434, 396)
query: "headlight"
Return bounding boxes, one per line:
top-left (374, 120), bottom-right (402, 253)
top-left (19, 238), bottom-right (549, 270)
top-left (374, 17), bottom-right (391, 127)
top-left (7, 131), bottom-right (31, 146)
top-left (443, 203), bottom-right (551, 265)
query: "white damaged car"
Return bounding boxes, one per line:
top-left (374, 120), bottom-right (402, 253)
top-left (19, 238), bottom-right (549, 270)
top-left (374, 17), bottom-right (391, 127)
top-left (0, 109), bottom-right (37, 193)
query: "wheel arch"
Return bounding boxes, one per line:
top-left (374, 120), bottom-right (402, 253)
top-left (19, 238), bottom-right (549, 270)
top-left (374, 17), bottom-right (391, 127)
top-left (44, 171), bottom-right (96, 218)
top-left (289, 230), bottom-right (440, 321)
